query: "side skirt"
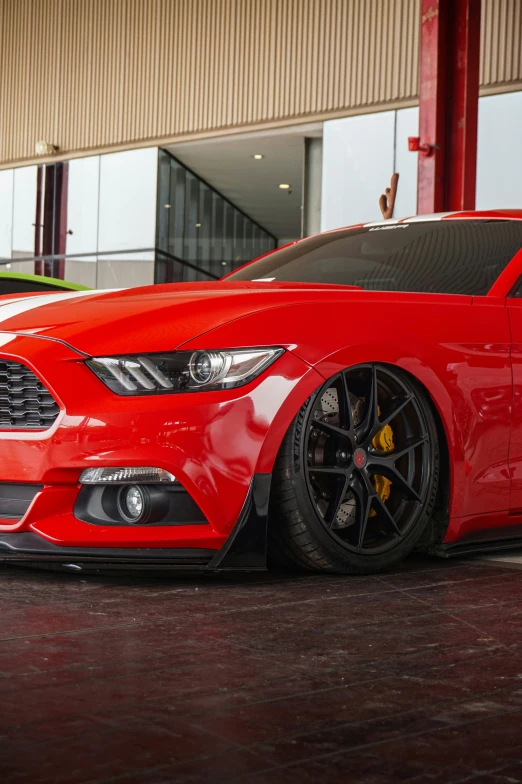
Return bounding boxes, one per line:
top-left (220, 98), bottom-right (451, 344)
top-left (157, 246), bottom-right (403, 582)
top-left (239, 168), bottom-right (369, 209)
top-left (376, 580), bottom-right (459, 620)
top-left (431, 523), bottom-right (522, 558)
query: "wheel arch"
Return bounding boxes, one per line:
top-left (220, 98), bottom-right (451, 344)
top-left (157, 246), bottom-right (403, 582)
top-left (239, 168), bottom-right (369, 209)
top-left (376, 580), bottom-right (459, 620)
top-left (264, 348), bottom-right (459, 536)
top-left (266, 357), bottom-right (453, 572)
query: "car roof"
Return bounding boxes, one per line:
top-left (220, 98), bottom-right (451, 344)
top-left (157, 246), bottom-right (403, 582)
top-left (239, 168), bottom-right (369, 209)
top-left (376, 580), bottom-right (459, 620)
top-left (362, 209), bottom-right (522, 227)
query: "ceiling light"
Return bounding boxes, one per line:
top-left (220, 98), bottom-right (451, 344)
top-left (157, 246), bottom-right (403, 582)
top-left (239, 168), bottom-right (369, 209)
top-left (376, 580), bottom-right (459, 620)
top-left (195, 223), bottom-right (201, 228)
top-left (253, 154), bottom-right (264, 160)
top-left (279, 183), bottom-right (290, 189)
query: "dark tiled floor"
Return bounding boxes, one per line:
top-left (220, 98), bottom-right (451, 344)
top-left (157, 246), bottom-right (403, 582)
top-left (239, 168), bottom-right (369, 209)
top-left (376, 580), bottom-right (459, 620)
top-left (1, 557), bottom-right (522, 783)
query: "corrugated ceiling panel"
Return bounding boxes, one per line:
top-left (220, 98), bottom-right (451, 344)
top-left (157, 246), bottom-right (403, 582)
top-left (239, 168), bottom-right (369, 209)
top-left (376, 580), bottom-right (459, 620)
top-left (0, 0), bottom-right (520, 165)
top-left (480, 0), bottom-right (522, 86)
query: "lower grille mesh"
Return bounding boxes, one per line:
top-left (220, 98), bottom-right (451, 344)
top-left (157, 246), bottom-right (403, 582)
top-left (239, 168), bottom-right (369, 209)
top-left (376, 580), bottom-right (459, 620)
top-left (0, 361), bottom-right (60, 429)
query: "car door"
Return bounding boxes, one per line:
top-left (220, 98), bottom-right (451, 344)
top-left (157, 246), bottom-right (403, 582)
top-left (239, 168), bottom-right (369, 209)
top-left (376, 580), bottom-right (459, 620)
top-left (472, 233), bottom-right (522, 517)
top-left (507, 281), bottom-right (522, 512)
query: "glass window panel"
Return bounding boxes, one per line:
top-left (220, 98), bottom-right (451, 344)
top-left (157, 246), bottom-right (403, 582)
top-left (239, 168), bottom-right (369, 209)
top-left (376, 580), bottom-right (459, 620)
top-left (155, 255), bottom-right (168, 284)
top-left (0, 169), bottom-right (14, 260)
top-left (157, 150), bottom-right (171, 253)
top-left (98, 148), bottom-right (158, 260)
top-left (66, 156), bottom-right (100, 258)
top-left (322, 111), bottom-right (395, 230)
top-left (261, 233), bottom-right (275, 255)
top-left (477, 91), bottom-right (522, 209)
top-left (223, 202), bottom-right (234, 264)
top-left (210, 193), bottom-right (225, 277)
top-left (170, 160), bottom-right (186, 260)
top-left (12, 166), bottom-right (37, 258)
top-left (233, 211), bottom-right (245, 266)
top-left (64, 256), bottom-right (97, 288)
top-left (155, 252), bottom-right (184, 284)
top-left (244, 219), bottom-right (253, 262)
top-left (251, 225), bottom-right (262, 260)
top-left (155, 150), bottom-right (274, 281)
top-left (198, 183), bottom-right (212, 270)
top-left (394, 107), bottom-right (419, 218)
top-left (211, 192), bottom-right (224, 262)
top-left (183, 173), bottom-right (199, 281)
top-left (96, 252), bottom-right (155, 289)
top-left (196, 267), bottom-right (215, 281)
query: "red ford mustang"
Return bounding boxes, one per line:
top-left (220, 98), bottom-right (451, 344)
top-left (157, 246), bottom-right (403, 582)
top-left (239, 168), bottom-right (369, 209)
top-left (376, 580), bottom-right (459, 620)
top-left (0, 209), bottom-right (522, 574)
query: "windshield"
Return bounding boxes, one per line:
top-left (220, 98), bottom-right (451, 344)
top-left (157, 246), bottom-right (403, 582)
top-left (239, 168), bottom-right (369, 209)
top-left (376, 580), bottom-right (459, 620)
top-left (228, 220), bottom-right (522, 296)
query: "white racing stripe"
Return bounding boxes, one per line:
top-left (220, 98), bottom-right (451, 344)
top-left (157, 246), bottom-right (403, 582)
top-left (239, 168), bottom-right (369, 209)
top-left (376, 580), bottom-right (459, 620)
top-left (0, 289), bottom-right (118, 326)
top-left (401, 213), bottom-right (456, 222)
top-left (364, 213), bottom-right (457, 227)
top-left (364, 219), bottom-right (400, 227)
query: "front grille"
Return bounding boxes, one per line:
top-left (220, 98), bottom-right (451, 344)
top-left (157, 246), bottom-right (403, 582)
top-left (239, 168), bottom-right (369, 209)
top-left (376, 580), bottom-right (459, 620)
top-left (0, 361), bottom-right (60, 429)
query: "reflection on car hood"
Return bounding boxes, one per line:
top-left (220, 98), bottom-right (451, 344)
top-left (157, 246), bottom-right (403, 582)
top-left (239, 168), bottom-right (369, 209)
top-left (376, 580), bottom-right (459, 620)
top-left (0, 281), bottom-right (365, 356)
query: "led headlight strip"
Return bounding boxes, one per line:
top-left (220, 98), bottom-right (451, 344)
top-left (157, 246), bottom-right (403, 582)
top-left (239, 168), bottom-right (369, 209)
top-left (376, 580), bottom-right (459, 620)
top-left (86, 348), bottom-right (284, 395)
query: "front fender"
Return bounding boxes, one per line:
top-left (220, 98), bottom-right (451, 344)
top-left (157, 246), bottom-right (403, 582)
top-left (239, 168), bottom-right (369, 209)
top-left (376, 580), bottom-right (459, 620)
top-left (179, 296), bottom-right (512, 526)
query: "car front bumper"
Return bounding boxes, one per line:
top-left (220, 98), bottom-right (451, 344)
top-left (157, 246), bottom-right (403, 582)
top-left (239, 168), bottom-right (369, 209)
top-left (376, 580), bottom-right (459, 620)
top-left (0, 334), bottom-right (323, 569)
top-left (0, 474), bottom-right (272, 572)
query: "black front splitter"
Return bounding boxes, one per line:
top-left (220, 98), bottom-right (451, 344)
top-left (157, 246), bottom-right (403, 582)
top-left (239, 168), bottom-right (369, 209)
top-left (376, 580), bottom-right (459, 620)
top-left (0, 474), bottom-right (272, 573)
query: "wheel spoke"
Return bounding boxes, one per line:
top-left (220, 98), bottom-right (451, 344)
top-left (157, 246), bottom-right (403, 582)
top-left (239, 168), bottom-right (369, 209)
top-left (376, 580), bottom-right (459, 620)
top-left (311, 418), bottom-right (350, 440)
top-left (378, 465), bottom-right (422, 503)
top-left (366, 436), bottom-right (424, 503)
top-left (373, 495), bottom-right (402, 536)
top-left (338, 372), bottom-right (354, 434)
top-left (350, 475), bottom-right (373, 548)
top-left (324, 474), bottom-right (350, 527)
top-left (309, 466), bottom-right (347, 476)
top-left (378, 395), bottom-right (412, 429)
top-left (369, 436), bottom-right (427, 466)
top-left (356, 365), bottom-right (379, 440)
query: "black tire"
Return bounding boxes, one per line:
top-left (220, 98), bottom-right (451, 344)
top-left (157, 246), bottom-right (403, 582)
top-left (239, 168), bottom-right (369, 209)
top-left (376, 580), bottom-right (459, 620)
top-left (268, 363), bottom-right (440, 574)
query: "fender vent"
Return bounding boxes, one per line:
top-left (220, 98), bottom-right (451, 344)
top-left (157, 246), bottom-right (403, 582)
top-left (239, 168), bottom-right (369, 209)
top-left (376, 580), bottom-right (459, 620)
top-left (0, 361), bottom-right (60, 429)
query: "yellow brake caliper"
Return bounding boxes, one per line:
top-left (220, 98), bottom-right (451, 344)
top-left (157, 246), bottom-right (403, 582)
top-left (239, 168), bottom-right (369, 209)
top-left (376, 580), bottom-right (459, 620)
top-left (370, 408), bottom-right (394, 513)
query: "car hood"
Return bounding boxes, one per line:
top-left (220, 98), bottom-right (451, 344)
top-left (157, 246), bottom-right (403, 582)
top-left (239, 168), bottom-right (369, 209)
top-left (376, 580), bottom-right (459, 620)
top-left (0, 281), bottom-right (365, 356)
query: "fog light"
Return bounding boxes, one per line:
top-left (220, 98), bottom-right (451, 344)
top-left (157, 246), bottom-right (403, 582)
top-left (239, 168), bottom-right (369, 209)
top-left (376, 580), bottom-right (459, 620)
top-left (117, 485), bottom-right (149, 524)
top-left (125, 486), bottom-right (144, 519)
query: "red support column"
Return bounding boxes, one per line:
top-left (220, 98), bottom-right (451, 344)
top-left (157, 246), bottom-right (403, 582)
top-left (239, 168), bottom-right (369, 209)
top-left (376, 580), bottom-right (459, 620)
top-left (417, 0), bottom-right (481, 214)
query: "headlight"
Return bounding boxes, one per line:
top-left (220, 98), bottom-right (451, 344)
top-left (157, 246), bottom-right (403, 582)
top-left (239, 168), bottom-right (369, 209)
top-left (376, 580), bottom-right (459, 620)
top-left (86, 347), bottom-right (284, 395)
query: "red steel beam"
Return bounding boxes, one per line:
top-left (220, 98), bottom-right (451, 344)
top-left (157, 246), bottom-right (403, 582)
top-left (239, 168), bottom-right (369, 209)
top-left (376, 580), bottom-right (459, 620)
top-left (417, 0), bottom-right (481, 214)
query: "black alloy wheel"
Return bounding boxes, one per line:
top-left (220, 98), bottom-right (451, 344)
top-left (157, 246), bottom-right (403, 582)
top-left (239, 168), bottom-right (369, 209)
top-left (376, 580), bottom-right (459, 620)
top-left (269, 363), bottom-right (439, 573)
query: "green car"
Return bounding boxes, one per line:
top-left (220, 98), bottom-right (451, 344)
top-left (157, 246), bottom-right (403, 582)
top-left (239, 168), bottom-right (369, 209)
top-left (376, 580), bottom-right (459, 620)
top-left (0, 272), bottom-right (90, 296)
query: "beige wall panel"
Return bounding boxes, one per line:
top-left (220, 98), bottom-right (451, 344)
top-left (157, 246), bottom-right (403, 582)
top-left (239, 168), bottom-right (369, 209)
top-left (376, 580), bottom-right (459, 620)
top-left (480, 0), bottom-right (522, 88)
top-left (0, 0), bottom-right (520, 167)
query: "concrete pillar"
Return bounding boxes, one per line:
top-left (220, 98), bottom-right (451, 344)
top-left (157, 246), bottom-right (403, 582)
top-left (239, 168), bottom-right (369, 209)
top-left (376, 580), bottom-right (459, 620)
top-left (302, 137), bottom-right (323, 237)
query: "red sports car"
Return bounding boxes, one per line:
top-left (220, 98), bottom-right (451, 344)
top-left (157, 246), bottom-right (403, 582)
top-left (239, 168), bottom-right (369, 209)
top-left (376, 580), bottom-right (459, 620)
top-left (0, 210), bottom-right (522, 574)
